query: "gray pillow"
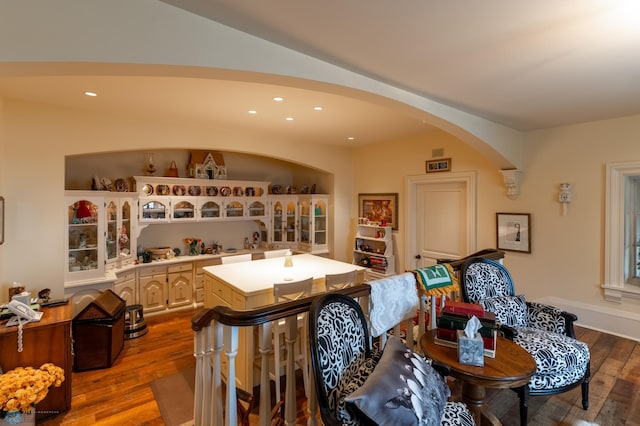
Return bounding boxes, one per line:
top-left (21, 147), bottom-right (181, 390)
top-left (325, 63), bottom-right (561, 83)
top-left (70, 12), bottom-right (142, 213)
top-left (479, 294), bottom-right (528, 328)
top-left (344, 336), bottom-right (450, 426)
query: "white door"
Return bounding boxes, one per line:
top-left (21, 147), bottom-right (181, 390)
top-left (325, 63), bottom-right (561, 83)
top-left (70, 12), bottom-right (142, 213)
top-left (406, 172), bottom-right (477, 270)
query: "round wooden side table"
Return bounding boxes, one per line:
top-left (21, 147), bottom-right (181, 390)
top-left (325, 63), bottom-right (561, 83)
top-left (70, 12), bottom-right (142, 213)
top-left (420, 329), bottom-right (536, 425)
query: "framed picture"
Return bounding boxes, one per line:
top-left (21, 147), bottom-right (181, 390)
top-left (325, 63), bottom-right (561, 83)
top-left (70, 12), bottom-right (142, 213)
top-left (358, 193), bottom-right (398, 230)
top-left (0, 196), bottom-right (4, 245)
top-left (496, 212), bottom-right (530, 253)
top-left (426, 158), bottom-right (451, 173)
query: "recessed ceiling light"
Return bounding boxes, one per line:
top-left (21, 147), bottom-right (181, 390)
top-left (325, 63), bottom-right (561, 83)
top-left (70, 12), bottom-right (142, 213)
top-left (347, 136), bottom-right (355, 141)
top-left (248, 110), bottom-right (257, 114)
top-left (285, 117), bottom-right (294, 121)
top-left (273, 97), bottom-right (284, 102)
top-left (313, 106), bottom-right (323, 111)
top-left (84, 91), bottom-right (97, 97)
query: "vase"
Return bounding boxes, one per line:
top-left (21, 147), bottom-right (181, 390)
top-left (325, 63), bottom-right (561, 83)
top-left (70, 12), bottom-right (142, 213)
top-left (189, 242), bottom-right (198, 256)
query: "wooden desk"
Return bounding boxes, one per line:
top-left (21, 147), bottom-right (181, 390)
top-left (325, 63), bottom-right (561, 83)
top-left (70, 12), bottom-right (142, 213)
top-left (421, 330), bottom-right (536, 425)
top-left (203, 254), bottom-right (365, 388)
top-left (0, 304), bottom-right (73, 420)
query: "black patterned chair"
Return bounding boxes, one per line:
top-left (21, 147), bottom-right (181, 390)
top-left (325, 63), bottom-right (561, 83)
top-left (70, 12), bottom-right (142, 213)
top-left (459, 257), bottom-right (590, 425)
top-left (308, 293), bottom-right (475, 426)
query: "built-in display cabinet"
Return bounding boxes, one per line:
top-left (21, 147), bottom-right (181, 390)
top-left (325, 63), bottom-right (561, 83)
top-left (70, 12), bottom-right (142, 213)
top-left (65, 177), bottom-right (330, 315)
top-left (353, 224), bottom-right (395, 278)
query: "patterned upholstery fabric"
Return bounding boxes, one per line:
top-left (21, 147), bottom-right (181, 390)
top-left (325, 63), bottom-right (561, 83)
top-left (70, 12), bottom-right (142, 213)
top-left (478, 294), bottom-right (528, 328)
top-left (461, 259), bottom-right (590, 391)
top-left (311, 294), bottom-right (475, 426)
top-left (513, 328), bottom-right (590, 390)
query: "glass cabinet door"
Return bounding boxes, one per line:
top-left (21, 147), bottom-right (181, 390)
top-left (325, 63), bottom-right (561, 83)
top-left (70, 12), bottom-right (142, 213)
top-left (172, 199), bottom-right (196, 221)
top-left (106, 201), bottom-right (118, 261)
top-left (140, 199), bottom-right (169, 222)
top-left (313, 199), bottom-right (327, 246)
top-left (299, 199), bottom-right (310, 244)
top-left (248, 200), bottom-right (266, 217)
top-left (273, 200), bottom-right (284, 243)
top-left (225, 200), bottom-right (245, 218)
top-left (199, 200), bottom-right (221, 220)
top-left (120, 200), bottom-right (131, 257)
top-left (67, 197), bottom-right (104, 280)
top-left (285, 200), bottom-right (297, 242)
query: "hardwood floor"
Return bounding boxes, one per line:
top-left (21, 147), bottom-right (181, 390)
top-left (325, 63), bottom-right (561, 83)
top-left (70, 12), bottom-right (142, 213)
top-left (39, 308), bottom-right (640, 425)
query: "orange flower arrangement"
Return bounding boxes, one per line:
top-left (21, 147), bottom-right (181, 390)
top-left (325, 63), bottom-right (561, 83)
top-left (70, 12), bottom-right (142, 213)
top-left (0, 363), bottom-right (65, 414)
top-left (184, 238), bottom-right (202, 256)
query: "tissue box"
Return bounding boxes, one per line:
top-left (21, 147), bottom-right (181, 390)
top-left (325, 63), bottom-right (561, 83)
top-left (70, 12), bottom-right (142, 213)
top-left (457, 330), bottom-right (484, 366)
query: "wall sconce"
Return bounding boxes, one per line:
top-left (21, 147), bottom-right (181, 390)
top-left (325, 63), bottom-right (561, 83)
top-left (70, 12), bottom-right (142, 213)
top-left (499, 169), bottom-right (522, 199)
top-left (559, 183), bottom-right (572, 216)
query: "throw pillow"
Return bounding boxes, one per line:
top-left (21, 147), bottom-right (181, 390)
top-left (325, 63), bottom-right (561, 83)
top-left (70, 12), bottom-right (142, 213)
top-left (344, 336), bottom-right (450, 426)
top-left (479, 294), bottom-right (528, 328)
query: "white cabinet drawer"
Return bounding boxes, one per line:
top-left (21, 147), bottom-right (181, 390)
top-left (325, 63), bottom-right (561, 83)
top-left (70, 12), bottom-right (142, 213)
top-left (138, 265), bottom-right (168, 277)
top-left (168, 263), bottom-right (193, 274)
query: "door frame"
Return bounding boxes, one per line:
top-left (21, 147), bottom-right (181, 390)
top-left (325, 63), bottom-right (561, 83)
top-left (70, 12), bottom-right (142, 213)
top-left (405, 171), bottom-right (477, 269)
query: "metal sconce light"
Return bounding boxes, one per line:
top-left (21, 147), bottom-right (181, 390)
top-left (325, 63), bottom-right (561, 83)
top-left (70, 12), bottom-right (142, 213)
top-left (559, 183), bottom-right (572, 216)
top-left (499, 169), bottom-right (522, 199)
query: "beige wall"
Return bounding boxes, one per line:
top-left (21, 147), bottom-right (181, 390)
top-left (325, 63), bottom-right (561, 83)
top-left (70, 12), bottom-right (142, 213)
top-left (354, 115), bottom-right (640, 339)
top-left (0, 98), bottom-right (356, 300)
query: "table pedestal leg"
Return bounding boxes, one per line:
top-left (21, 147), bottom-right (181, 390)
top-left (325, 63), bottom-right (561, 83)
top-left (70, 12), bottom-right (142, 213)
top-left (461, 382), bottom-right (501, 426)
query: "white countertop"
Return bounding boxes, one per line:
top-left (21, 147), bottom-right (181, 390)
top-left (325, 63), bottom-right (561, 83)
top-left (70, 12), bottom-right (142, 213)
top-left (203, 254), bottom-right (364, 296)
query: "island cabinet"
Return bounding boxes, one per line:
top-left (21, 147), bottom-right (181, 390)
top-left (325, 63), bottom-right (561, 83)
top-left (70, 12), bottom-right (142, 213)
top-left (0, 304), bottom-right (73, 421)
top-left (194, 259), bottom-right (221, 304)
top-left (138, 263), bottom-right (194, 314)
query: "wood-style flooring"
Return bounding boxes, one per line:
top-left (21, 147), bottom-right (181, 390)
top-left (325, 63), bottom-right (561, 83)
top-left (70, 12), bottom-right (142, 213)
top-left (39, 308), bottom-right (640, 425)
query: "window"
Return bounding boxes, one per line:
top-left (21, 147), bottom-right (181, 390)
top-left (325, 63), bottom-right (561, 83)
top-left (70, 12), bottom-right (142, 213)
top-left (604, 162), bottom-right (640, 302)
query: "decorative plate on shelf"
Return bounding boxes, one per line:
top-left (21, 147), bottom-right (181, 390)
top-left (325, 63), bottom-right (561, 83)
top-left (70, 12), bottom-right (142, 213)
top-left (142, 184), bottom-right (154, 195)
top-left (271, 184), bottom-right (282, 194)
top-left (206, 186), bottom-right (218, 196)
top-left (220, 186), bottom-right (231, 196)
top-left (156, 185), bottom-right (170, 196)
top-left (172, 185), bottom-right (186, 196)
top-left (188, 185), bottom-right (202, 196)
top-left (114, 178), bottom-right (129, 192)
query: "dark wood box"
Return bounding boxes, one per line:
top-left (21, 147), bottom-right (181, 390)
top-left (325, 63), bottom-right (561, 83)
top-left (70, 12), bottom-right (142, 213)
top-left (72, 290), bottom-right (125, 372)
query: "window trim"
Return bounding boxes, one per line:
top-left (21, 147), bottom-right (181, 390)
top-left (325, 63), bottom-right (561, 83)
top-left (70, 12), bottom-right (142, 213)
top-left (603, 161), bottom-right (640, 302)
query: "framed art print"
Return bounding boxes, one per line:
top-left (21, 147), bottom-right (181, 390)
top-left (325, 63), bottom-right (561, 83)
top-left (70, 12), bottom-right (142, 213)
top-left (358, 193), bottom-right (398, 230)
top-left (0, 196), bottom-right (4, 245)
top-left (496, 212), bottom-right (530, 253)
top-left (426, 158), bottom-right (451, 173)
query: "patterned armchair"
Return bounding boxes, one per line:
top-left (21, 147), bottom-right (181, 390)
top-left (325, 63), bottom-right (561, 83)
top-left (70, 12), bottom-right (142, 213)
top-left (459, 257), bottom-right (590, 425)
top-left (308, 293), bottom-right (475, 426)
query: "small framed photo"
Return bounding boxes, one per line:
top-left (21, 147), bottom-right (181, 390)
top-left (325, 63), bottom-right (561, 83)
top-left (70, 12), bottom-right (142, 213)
top-left (426, 158), bottom-right (451, 173)
top-left (496, 213), bottom-right (531, 253)
top-left (358, 193), bottom-right (398, 230)
top-left (0, 196), bottom-right (3, 245)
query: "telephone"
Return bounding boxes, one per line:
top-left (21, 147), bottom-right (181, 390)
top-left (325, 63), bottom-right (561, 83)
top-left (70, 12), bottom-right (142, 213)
top-left (7, 299), bottom-right (43, 323)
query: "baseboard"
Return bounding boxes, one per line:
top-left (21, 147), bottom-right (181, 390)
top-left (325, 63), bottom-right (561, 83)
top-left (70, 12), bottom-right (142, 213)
top-left (534, 296), bottom-right (640, 342)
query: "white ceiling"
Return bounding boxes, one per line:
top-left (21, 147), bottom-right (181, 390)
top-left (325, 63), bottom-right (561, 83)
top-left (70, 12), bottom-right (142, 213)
top-left (1, 1), bottom-right (640, 147)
